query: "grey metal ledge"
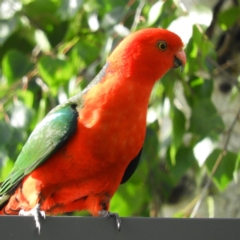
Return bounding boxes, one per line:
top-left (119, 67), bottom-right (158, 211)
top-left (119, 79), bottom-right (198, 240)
top-left (0, 216), bottom-right (240, 240)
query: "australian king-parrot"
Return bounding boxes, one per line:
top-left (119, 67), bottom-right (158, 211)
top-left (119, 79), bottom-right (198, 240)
top-left (0, 28), bottom-right (186, 232)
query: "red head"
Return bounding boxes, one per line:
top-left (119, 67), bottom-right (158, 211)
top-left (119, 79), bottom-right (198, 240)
top-left (108, 28), bottom-right (186, 82)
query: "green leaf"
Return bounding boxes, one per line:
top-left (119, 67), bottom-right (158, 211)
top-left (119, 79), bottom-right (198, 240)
top-left (189, 99), bottom-right (224, 140)
top-left (218, 7), bottom-right (240, 29)
top-left (22, 0), bottom-right (59, 29)
top-left (159, 0), bottom-right (178, 28)
top-left (192, 24), bottom-right (204, 47)
top-left (186, 25), bottom-right (216, 73)
top-left (143, 121), bottom-right (160, 162)
top-left (70, 38), bottom-right (100, 72)
top-left (170, 106), bottom-right (186, 165)
top-left (110, 180), bottom-right (150, 216)
top-left (0, 157), bottom-right (14, 182)
top-left (22, 0), bottom-right (68, 47)
top-left (0, 18), bottom-right (18, 45)
top-left (167, 146), bottom-right (197, 183)
top-left (17, 90), bottom-right (34, 108)
top-left (0, 30), bottom-right (33, 62)
top-left (38, 55), bottom-right (74, 86)
top-left (6, 128), bottom-right (27, 161)
top-left (184, 39), bottom-right (199, 76)
top-left (205, 149), bottom-right (237, 191)
top-left (192, 24), bottom-right (214, 57)
top-left (161, 71), bottom-right (176, 101)
top-left (46, 20), bottom-right (69, 47)
top-left (0, 122), bottom-right (12, 146)
top-left (36, 97), bottom-right (47, 124)
top-left (171, 106), bottom-right (186, 149)
top-left (189, 77), bottom-right (213, 99)
top-left (2, 49), bottom-right (33, 84)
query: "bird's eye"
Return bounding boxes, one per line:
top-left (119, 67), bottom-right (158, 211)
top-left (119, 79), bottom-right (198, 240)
top-left (157, 41), bottom-right (167, 51)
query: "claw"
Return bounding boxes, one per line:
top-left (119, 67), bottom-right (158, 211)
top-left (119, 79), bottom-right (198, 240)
top-left (99, 210), bottom-right (121, 231)
top-left (19, 204), bottom-right (46, 234)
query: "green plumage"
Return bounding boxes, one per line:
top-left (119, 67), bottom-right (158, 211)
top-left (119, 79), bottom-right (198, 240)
top-left (0, 104), bottom-right (78, 199)
top-left (0, 64), bottom-right (107, 205)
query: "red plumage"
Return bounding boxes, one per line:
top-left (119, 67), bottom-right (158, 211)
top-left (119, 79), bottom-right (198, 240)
top-left (0, 29), bottom-right (186, 222)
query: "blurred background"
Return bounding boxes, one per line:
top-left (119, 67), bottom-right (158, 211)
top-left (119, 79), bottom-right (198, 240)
top-left (0, 0), bottom-right (240, 218)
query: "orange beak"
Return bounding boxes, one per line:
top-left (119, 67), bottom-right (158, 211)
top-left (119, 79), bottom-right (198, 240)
top-left (173, 49), bottom-right (186, 72)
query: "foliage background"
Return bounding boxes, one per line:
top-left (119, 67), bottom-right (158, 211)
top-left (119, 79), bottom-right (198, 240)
top-left (0, 0), bottom-right (240, 217)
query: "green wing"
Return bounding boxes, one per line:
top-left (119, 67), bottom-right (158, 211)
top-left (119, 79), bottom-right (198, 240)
top-left (0, 103), bottom-right (78, 198)
top-left (0, 63), bottom-right (108, 205)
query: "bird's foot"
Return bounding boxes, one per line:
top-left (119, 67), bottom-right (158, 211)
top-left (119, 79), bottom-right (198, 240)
top-left (99, 210), bottom-right (121, 231)
top-left (19, 204), bottom-right (46, 234)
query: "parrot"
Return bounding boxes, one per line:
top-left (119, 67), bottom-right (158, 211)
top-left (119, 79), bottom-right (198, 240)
top-left (0, 28), bottom-right (186, 233)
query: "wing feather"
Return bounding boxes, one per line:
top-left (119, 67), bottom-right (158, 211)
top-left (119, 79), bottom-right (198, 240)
top-left (0, 104), bottom-right (78, 196)
top-left (120, 148), bottom-right (142, 184)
